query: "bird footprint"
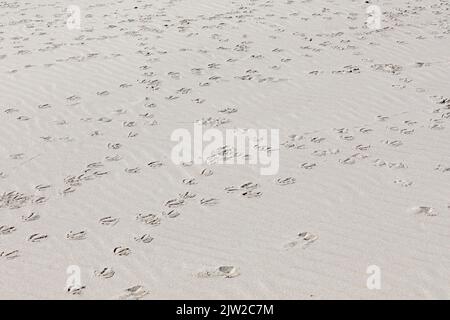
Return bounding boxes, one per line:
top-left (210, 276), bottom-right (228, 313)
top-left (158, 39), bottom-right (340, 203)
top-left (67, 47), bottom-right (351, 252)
top-left (0, 225), bottom-right (16, 235)
top-left (94, 267), bottom-right (115, 279)
top-left (200, 198), bottom-right (219, 206)
top-left (134, 234), bottom-right (154, 244)
top-left (28, 233), bottom-right (48, 242)
top-left (66, 231), bottom-right (87, 240)
top-left (410, 206), bottom-right (437, 217)
top-left (99, 216), bottom-right (119, 226)
top-left (136, 213), bottom-right (161, 225)
top-left (0, 250), bottom-right (19, 260)
top-left (67, 284), bottom-right (86, 295)
top-left (284, 232), bottom-right (318, 249)
top-left (276, 177), bottom-right (296, 186)
top-left (113, 246), bottom-right (131, 256)
top-left (120, 285), bottom-right (149, 300)
top-left (197, 266), bottom-right (240, 279)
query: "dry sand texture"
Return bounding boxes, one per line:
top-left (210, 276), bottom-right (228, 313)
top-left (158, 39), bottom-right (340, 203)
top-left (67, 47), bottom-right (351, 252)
top-left (0, 0), bottom-right (450, 299)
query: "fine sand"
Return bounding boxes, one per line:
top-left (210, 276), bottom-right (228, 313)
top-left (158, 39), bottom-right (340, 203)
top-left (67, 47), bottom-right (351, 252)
top-left (0, 0), bottom-right (449, 299)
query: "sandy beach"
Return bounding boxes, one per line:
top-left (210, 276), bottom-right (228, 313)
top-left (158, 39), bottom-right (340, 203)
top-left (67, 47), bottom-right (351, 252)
top-left (0, 0), bottom-right (449, 299)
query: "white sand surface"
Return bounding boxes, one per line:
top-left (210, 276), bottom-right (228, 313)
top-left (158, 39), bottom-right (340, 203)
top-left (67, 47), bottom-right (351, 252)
top-left (0, 0), bottom-right (449, 299)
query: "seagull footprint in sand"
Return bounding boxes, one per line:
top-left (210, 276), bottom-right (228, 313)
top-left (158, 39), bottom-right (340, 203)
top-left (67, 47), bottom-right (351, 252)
top-left (0, 225), bottom-right (16, 235)
top-left (134, 234), bottom-right (154, 244)
top-left (240, 182), bottom-right (259, 190)
top-left (67, 284), bottom-right (86, 295)
top-left (284, 232), bottom-right (319, 250)
top-left (182, 178), bottom-right (197, 185)
top-left (96, 90), bottom-right (109, 96)
top-left (200, 198), bottom-right (219, 206)
top-left (276, 177), bottom-right (296, 186)
top-left (179, 191), bottom-right (196, 200)
top-left (164, 198), bottom-right (185, 208)
top-left (113, 246), bottom-right (131, 256)
top-left (394, 179), bottom-right (413, 187)
top-left (105, 155), bottom-right (122, 162)
top-left (66, 231), bottom-right (87, 240)
top-left (241, 190), bottom-right (262, 198)
top-left (0, 250), bottom-right (19, 260)
top-left (409, 206), bottom-right (437, 217)
top-left (35, 184), bottom-right (51, 191)
top-left (300, 162), bottom-right (317, 170)
top-left (125, 167), bottom-right (141, 174)
top-left (197, 266), bottom-right (240, 279)
top-left (200, 168), bottom-right (213, 176)
top-left (99, 216), bottom-right (119, 226)
top-left (225, 182), bottom-right (259, 194)
top-left (120, 285), bottom-right (149, 300)
top-left (218, 107), bottom-right (238, 114)
top-left (163, 210), bottom-right (181, 218)
top-left (148, 161), bottom-right (163, 168)
top-left (136, 213), bottom-right (161, 225)
top-left (225, 186), bottom-right (242, 193)
top-left (94, 267), bottom-right (115, 279)
top-left (382, 139), bottom-right (403, 147)
top-left (28, 233), bottom-right (48, 243)
top-left (107, 142), bottom-right (121, 150)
